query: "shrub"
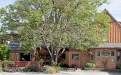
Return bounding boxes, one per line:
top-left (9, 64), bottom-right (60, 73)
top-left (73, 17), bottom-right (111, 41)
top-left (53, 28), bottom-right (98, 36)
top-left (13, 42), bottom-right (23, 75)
top-left (23, 62), bottom-right (40, 72)
top-left (45, 66), bottom-right (61, 74)
top-left (40, 58), bottom-right (44, 65)
top-left (45, 66), bottom-right (56, 74)
top-left (55, 66), bottom-right (61, 73)
top-left (2, 60), bottom-right (14, 72)
top-left (85, 62), bottom-right (96, 68)
top-left (56, 63), bottom-right (69, 68)
top-left (116, 64), bottom-right (121, 69)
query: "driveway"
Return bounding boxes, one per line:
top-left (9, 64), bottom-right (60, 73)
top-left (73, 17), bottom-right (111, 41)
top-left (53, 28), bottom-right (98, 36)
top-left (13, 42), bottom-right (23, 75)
top-left (0, 70), bottom-right (121, 75)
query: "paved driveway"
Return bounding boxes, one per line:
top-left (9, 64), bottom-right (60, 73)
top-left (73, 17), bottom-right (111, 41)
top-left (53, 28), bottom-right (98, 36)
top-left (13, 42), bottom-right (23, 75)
top-left (0, 70), bottom-right (121, 75)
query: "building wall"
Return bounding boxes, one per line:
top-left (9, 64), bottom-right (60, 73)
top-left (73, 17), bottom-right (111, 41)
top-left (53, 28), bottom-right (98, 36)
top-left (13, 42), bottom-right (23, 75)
top-left (11, 50), bottom-right (35, 61)
top-left (90, 49), bottom-right (117, 69)
top-left (58, 50), bottom-right (90, 68)
top-left (60, 49), bottom-right (118, 69)
top-left (108, 14), bottom-right (121, 43)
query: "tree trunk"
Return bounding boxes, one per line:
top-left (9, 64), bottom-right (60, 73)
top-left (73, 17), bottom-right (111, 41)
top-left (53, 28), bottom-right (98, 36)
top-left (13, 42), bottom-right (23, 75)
top-left (55, 55), bottom-right (58, 65)
top-left (50, 54), bottom-right (58, 66)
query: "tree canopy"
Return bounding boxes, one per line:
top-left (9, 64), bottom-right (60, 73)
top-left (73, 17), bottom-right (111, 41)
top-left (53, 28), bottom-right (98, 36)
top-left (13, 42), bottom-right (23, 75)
top-left (0, 0), bottom-right (110, 64)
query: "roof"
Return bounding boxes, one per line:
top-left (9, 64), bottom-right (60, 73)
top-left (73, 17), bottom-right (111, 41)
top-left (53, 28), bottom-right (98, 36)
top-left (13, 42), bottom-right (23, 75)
top-left (8, 43), bottom-right (35, 50)
top-left (104, 9), bottom-right (121, 27)
top-left (97, 43), bottom-right (121, 48)
top-left (8, 43), bottom-right (23, 50)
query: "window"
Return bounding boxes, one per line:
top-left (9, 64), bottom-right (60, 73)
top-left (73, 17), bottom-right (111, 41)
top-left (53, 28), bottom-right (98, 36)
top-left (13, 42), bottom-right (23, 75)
top-left (91, 51), bottom-right (95, 60)
top-left (97, 51), bottom-right (100, 61)
top-left (117, 51), bottom-right (121, 62)
top-left (110, 51), bottom-right (115, 62)
top-left (72, 54), bottom-right (79, 60)
top-left (61, 54), bottom-right (66, 59)
top-left (97, 51), bottom-right (100, 56)
top-left (111, 51), bottom-right (114, 56)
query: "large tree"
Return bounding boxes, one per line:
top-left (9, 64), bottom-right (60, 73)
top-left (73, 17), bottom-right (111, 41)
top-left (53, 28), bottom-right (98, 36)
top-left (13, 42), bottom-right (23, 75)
top-left (0, 0), bottom-right (110, 65)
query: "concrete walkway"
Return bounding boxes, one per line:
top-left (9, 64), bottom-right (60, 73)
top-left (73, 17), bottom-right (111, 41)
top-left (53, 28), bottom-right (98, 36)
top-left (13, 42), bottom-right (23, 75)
top-left (0, 70), bottom-right (121, 75)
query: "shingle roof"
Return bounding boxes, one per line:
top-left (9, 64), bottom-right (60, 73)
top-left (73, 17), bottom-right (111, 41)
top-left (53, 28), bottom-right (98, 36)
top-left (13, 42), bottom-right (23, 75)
top-left (98, 43), bottom-right (121, 48)
top-left (8, 43), bottom-right (23, 50)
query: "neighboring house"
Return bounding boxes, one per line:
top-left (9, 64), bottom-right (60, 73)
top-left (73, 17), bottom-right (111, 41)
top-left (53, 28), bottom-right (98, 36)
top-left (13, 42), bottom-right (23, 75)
top-left (6, 34), bottom-right (35, 62)
top-left (3, 34), bottom-right (37, 67)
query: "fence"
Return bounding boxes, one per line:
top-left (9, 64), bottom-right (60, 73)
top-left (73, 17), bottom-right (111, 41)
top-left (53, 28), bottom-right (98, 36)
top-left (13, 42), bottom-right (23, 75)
top-left (0, 61), bottom-right (40, 67)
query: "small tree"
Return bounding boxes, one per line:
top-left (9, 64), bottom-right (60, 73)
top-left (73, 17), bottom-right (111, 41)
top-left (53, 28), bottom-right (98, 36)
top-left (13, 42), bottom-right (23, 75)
top-left (0, 44), bottom-right (11, 60)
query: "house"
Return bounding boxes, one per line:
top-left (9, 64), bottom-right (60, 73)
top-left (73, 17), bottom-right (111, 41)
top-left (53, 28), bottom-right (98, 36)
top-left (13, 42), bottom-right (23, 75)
top-left (3, 34), bottom-right (38, 67)
top-left (56, 10), bottom-right (121, 69)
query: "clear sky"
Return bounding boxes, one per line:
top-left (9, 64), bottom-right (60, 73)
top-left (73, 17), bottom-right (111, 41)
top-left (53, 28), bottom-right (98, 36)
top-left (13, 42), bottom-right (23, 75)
top-left (101, 0), bottom-right (121, 21)
top-left (0, 0), bottom-right (121, 21)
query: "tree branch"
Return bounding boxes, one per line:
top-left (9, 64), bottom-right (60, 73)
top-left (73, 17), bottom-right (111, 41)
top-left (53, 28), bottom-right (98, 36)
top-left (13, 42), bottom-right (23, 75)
top-left (58, 48), bottom-right (65, 58)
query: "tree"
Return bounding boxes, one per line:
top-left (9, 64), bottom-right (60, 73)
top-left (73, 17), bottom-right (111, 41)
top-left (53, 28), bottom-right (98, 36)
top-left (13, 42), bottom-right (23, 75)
top-left (0, 44), bottom-right (11, 60)
top-left (0, 0), bottom-right (110, 65)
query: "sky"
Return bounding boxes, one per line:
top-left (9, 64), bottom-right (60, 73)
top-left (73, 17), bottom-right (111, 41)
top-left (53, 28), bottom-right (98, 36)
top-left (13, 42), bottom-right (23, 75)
top-left (0, 0), bottom-right (121, 21)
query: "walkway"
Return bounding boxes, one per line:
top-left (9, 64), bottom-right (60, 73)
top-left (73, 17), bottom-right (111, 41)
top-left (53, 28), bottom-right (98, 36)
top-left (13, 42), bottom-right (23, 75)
top-left (0, 70), bottom-right (121, 75)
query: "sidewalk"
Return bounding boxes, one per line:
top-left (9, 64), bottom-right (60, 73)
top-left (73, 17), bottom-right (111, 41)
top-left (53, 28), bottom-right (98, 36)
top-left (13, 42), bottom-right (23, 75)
top-left (0, 70), bottom-right (121, 75)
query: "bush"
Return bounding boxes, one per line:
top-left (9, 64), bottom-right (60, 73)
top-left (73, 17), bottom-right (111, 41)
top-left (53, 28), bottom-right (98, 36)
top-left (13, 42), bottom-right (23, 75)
top-left (40, 58), bottom-right (44, 65)
top-left (116, 64), bottom-right (121, 69)
top-left (2, 60), bottom-right (14, 72)
top-left (85, 62), bottom-right (96, 68)
top-left (55, 66), bottom-right (61, 73)
top-left (56, 63), bottom-right (69, 68)
top-left (45, 66), bottom-right (61, 74)
top-left (45, 66), bottom-right (56, 74)
top-left (23, 62), bottom-right (40, 72)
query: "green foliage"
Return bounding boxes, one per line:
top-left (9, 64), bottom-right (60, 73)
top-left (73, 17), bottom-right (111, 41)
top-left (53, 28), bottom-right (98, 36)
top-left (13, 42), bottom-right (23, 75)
top-left (85, 62), bottom-right (96, 68)
top-left (40, 58), bottom-right (44, 65)
top-left (0, 44), bottom-right (11, 60)
top-left (55, 66), bottom-right (61, 73)
top-left (56, 63), bottom-right (69, 68)
top-left (2, 60), bottom-right (14, 72)
top-left (116, 64), bottom-right (121, 69)
top-left (0, 0), bottom-right (110, 50)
